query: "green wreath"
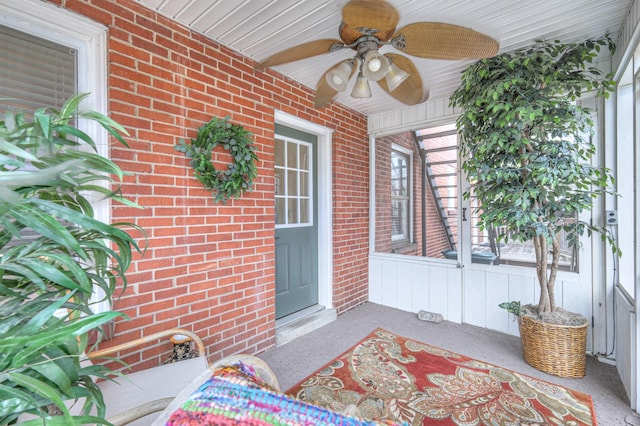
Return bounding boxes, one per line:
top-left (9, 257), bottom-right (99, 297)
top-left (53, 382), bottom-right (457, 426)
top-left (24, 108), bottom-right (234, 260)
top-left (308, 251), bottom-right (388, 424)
top-left (176, 116), bottom-right (258, 204)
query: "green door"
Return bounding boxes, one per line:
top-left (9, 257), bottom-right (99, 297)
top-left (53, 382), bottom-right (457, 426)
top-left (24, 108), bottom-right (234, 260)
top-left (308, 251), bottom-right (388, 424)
top-left (274, 124), bottom-right (318, 319)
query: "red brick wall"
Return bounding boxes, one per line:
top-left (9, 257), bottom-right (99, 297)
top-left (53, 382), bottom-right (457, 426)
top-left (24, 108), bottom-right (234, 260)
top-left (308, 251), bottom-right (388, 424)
top-left (52, 0), bottom-right (369, 371)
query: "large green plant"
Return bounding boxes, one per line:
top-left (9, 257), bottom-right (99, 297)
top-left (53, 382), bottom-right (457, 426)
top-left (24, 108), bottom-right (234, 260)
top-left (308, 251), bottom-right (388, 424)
top-left (0, 94), bottom-right (141, 425)
top-left (449, 38), bottom-right (618, 316)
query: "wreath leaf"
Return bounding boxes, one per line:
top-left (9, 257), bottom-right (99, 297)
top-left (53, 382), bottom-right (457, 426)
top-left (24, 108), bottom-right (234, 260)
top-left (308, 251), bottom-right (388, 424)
top-left (176, 116), bottom-right (258, 204)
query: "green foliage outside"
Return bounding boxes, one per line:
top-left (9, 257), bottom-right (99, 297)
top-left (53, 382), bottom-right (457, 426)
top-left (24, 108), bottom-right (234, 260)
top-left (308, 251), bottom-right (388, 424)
top-left (450, 38), bottom-right (619, 316)
top-left (0, 94), bottom-right (142, 425)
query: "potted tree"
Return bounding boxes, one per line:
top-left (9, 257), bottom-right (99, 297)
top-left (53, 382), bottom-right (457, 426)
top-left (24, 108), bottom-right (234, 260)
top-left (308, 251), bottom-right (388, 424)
top-left (449, 37), bottom-right (618, 377)
top-left (0, 94), bottom-right (142, 424)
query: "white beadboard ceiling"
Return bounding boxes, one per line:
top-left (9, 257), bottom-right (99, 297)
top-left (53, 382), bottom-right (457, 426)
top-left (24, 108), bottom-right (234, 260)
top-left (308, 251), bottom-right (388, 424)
top-left (137, 0), bottom-right (632, 116)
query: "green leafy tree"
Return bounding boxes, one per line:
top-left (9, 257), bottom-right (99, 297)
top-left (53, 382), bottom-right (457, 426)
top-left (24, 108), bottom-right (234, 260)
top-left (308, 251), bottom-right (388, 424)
top-left (450, 38), bottom-right (618, 316)
top-left (0, 94), bottom-right (142, 425)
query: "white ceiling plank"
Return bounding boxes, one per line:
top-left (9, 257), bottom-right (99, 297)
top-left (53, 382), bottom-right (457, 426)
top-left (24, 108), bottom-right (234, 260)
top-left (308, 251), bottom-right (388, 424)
top-left (138, 0), bottom-right (633, 116)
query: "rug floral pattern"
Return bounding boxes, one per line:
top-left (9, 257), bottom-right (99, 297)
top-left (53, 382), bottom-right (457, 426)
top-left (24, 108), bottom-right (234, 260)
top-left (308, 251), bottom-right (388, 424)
top-left (288, 329), bottom-right (595, 426)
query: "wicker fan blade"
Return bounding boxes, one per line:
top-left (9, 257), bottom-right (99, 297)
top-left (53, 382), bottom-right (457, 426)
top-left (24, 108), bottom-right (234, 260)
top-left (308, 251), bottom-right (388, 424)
top-left (255, 39), bottom-right (344, 70)
top-left (392, 22), bottom-right (499, 60)
top-left (314, 61), bottom-right (357, 109)
top-left (377, 54), bottom-right (428, 106)
top-left (340, 0), bottom-right (399, 44)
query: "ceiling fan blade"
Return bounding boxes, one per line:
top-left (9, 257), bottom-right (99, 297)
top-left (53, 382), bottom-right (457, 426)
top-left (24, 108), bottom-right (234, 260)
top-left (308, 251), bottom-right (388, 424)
top-left (314, 61), bottom-right (357, 109)
top-left (377, 54), bottom-right (428, 106)
top-left (340, 0), bottom-right (400, 44)
top-left (255, 39), bottom-right (344, 70)
top-left (392, 22), bottom-right (499, 60)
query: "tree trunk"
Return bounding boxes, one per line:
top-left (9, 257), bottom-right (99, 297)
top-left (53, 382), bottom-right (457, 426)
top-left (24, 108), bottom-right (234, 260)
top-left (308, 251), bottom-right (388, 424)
top-left (533, 234), bottom-right (550, 314)
top-left (547, 233), bottom-right (561, 312)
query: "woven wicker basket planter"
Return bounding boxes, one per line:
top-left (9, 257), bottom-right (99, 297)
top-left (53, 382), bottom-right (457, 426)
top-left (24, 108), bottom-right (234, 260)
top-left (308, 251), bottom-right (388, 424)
top-left (518, 315), bottom-right (588, 378)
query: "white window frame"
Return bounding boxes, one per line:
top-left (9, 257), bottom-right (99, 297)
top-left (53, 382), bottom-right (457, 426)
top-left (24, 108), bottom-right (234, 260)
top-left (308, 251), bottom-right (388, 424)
top-left (274, 135), bottom-right (314, 229)
top-left (0, 0), bottom-right (109, 312)
top-left (390, 144), bottom-right (413, 243)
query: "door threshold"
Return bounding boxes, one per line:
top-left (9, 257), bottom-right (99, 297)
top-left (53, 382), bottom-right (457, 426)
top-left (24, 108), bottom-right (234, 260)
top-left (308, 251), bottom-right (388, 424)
top-left (275, 305), bottom-right (337, 346)
top-left (276, 305), bottom-right (324, 328)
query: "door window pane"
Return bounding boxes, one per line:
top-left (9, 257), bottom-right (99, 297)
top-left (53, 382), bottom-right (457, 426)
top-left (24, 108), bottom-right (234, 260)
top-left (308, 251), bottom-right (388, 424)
top-left (275, 136), bottom-right (312, 227)
top-left (275, 198), bottom-right (286, 224)
top-left (275, 169), bottom-right (285, 195)
top-left (300, 171), bottom-right (309, 197)
top-left (287, 170), bottom-right (298, 196)
top-left (275, 138), bottom-right (285, 166)
top-left (300, 144), bottom-right (309, 169)
top-left (287, 142), bottom-right (297, 168)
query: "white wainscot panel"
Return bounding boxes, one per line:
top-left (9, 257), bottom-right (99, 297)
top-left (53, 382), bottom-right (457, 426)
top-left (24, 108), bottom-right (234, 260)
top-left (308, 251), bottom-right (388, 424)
top-left (558, 275), bottom-right (594, 349)
top-left (381, 258), bottom-right (398, 307)
top-left (506, 273), bottom-right (536, 336)
top-left (447, 268), bottom-right (462, 323)
top-left (427, 265), bottom-right (450, 319)
top-left (484, 272), bottom-right (510, 333)
top-left (411, 262), bottom-right (431, 313)
top-left (395, 260), bottom-right (414, 312)
top-left (464, 269), bottom-right (487, 328)
top-left (369, 254), bottom-right (461, 322)
top-left (369, 258), bottom-right (383, 304)
top-left (369, 255), bottom-right (593, 339)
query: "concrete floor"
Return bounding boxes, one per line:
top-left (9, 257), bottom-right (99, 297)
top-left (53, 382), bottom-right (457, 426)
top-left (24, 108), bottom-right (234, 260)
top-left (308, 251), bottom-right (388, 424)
top-left (260, 302), bottom-right (638, 426)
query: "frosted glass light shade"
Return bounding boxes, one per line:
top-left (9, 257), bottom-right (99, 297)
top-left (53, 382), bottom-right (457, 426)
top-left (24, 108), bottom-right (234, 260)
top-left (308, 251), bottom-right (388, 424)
top-left (351, 74), bottom-right (372, 98)
top-left (325, 60), bottom-right (354, 92)
top-left (385, 62), bottom-right (409, 92)
top-left (362, 50), bottom-right (390, 81)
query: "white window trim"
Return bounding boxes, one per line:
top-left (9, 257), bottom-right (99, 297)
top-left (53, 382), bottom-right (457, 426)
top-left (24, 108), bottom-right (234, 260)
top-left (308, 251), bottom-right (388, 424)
top-left (0, 0), bottom-right (109, 312)
top-left (391, 144), bottom-right (414, 243)
top-left (274, 135), bottom-right (314, 229)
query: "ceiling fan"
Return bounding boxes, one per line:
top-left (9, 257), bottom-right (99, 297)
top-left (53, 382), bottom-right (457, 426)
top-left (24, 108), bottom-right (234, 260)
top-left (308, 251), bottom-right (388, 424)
top-left (255, 0), bottom-right (499, 109)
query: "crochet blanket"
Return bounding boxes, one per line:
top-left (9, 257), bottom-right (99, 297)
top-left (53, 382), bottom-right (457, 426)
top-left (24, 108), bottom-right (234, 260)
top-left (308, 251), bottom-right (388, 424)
top-left (165, 361), bottom-right (404, 426)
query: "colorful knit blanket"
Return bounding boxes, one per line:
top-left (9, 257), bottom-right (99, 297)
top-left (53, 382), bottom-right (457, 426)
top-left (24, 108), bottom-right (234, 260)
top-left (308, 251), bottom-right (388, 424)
top-left (165, 361), bottom-right (404, 426)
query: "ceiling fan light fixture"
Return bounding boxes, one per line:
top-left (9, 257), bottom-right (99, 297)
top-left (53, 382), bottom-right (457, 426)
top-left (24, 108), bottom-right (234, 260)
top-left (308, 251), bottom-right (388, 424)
top-left (385, 62), bottom-right (409, 92)
top-left (325, 60), bottom-right (354, 92)
top-left (351, 72), bottom-right (372, 98)
top-left (362, 50), bottom-right (390, 81)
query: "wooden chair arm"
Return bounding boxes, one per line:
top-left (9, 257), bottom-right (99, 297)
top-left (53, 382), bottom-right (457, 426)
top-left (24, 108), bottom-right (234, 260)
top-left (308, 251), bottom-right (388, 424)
top-left (108, 398), bottom-right (174, 426)
top-left (87, 328), bottom-right (206, 360)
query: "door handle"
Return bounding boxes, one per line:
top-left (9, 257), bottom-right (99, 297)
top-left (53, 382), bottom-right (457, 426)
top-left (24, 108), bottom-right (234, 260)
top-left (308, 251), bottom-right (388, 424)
top-left (462, 207), bottom-right (467, 222)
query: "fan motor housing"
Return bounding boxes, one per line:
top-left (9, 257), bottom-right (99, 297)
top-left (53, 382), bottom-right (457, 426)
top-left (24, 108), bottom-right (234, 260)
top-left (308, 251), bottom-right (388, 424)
top-left (339, 22), bottom-right (393, 46)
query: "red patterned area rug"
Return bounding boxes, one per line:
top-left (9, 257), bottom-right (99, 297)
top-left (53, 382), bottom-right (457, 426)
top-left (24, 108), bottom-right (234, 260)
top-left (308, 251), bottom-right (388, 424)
top-left (288, 328), bottom-right (596, 426)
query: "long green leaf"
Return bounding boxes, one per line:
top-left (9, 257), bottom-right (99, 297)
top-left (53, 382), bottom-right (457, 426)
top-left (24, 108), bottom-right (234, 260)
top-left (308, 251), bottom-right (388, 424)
top-left (0, 383), bottom-right (40, 421)
top-left (9, 372), bottom-right (74, 423)
top-left (9, 206), bottom-right (85, 258)
top-left (18, 293), bottom-right (73, 336)
top-left (58, 93), bottom-right (87, 123)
